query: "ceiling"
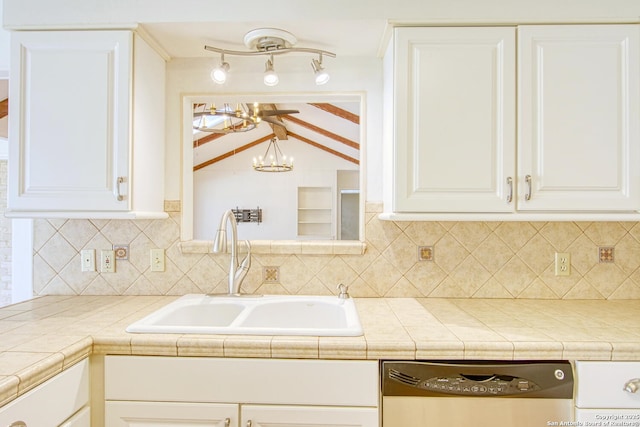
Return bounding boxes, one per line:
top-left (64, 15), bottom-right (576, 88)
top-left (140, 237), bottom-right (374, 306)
top-left (193, 102), bottom-right (360, 171)
top-left (141, 20), bottom-right (389, 59)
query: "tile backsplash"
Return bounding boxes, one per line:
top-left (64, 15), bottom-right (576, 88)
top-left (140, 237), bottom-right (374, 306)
top-left (32, 202), bottom-right (640, 299)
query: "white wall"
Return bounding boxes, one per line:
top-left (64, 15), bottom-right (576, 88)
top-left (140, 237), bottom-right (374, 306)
top-left (194, 140), bottom-right (357, 240)
top-left (0, 0), bottom-right (9, 77)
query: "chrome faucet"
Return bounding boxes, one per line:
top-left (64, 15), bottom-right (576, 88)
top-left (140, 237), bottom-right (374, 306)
top-left (212, 210), bottom-right (251, 295)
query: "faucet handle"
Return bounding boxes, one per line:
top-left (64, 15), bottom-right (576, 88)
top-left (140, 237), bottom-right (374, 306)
top-left (337, 283), bottom-right (350, 299)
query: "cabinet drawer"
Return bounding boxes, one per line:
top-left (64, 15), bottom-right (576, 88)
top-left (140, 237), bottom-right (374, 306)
top-left (0, 359), bottom-right (89, 427)
top-left (105, 356), bottom-right (378, 407)
top-left (575, 361), bottom-right (640, 408)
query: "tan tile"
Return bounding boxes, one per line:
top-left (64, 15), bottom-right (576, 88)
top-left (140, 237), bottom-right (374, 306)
top-left (15, 352), bottom-right (64, 393)
top-left (538, 222), bottom-right (582, 251)
top-left (449, 222), bottom-right (493, 252)
top-left (366, 340), bottom-right (415, 359)
top-left (223, 336), bottom-right (272, 357)
top-left (319, 336), bottom-right (367, 359)
top-left (415, 341), bottom-right (464, 359)
top-left (0, 375), bottom-right (19, 407)
top-left (516, 234), bottom-right (555, 275)
top-left (359, 255), bottom-right (402, 296)
top-left (562, 341), bottom-right (612, 360)
top-left (472, 233), bottom-right (515, 273)
top-left (130, 335), bottom-right (179, 356)
top-left (271, 336), bottom-right (319, 359)
top-left (611, 342), bottom-right (640, 360)
top-left (434, 234), bottom-right (469, 273)
top-left (464, 341), bottom-right (514, 360)
top-left (583, 222), bottom-right (627, 246)
top-left (92, 334), bottom-right (132, 355)
top-left (512, 342), bottom-right (563, 360)
top-left (58, 337), bottom-right (92, 368)
top-left (494, 222), bottom-right (538, 252)
top-left (177, 336), bottom-right (225, 357)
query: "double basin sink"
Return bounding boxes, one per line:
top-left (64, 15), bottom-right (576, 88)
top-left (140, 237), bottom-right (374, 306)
top-left (126, 294), bottom-right (363, 337)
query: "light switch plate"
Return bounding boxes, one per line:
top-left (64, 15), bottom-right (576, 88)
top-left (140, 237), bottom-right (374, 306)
top-left (100, 250), bottom-right (116, 273)
top-left (150, 249), bottom-right (165, 272)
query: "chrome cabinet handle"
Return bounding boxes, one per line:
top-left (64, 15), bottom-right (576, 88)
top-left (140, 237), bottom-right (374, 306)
top-left (624, 378), bottom-right (640, 393)
top-left (247, 421), bottom-right (252, 427)
top-left (224, 418), bottom-right (230, 427)
top-left (524, 175), bottom-right (532, 201)
top-left (116, 176), bottom-right (125, 201)
top-left (506, 177), bottom-right (513, 203)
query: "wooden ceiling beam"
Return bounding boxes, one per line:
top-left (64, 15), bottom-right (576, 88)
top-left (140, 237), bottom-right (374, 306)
top-left (288, 131), bottom-right (359, 165)
top-left (194, 134), bottom-right (275, 171)
top-left (309, 103), bottom-right (359, 124)
top-left (0, 98), bottom-right (8, 119)
top-left (283, 114), bottom-right (359, 150)
top-left (263, 103), bottom-right (288, 140)
top-left (193, 132), bottom-right (225, 148)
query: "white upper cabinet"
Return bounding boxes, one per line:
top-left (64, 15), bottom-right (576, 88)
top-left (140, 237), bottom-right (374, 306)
top-left (386, 24), bottom-right (640, 218)
top-left (8, 30), bottom-right (166, 218)
top-left (518, 24), bottom-right (640, 211)
top-left (391, 26), bottom-right (516, 213)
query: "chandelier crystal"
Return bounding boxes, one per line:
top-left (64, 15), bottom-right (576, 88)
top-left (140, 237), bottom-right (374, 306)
top-left (253, 138), bottom-right (293, 172)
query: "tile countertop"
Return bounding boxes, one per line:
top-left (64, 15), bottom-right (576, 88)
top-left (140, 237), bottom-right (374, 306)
top-left (0, 295), bottom-right (639, 406)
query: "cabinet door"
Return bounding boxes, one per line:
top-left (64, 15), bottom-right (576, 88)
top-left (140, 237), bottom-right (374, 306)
top-left (59, 407), bottom-right (90, 427)
top-left (518, 25), bottom-right (640, 211)
top-left (9, 30), bottom-right (131, 213)
top-left (0, 359), bottom-right (89, 427)
top-left (242, 405), bottom-right (378, 427)
top-left (392, 27), bottom-right (516, 212)
top-left (105, 401), bottom-right (237, 427)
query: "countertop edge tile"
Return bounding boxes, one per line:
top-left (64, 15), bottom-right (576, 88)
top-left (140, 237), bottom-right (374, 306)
top-left (0, 375), bottom-right (19, 408)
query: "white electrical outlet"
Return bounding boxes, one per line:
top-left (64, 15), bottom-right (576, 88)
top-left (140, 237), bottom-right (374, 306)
top-left (150, 249), bottom-right (165, 272)
top-left (80, 249), bottom-right (95, 272)
top-left (100, 250), bottom-right (116, 273)
top-left (554, 252), bottom-right (571, 276)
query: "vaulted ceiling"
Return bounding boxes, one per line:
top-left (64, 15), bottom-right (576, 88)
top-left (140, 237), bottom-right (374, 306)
top-left (192, 101), bottom-right (360, 171)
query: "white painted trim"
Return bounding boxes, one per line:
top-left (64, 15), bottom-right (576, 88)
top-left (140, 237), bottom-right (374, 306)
top-left (0, 137), bottom-right (7, 160)
top-left (11, 219), bottom-right (33, 303)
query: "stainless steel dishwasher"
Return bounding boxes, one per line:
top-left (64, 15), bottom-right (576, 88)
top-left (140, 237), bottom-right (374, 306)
top-left (382, 360), bottom-right (574, 427)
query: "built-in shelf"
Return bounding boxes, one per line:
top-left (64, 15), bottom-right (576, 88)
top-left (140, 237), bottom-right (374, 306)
top-left (298, 187), bottom-right (333, 238)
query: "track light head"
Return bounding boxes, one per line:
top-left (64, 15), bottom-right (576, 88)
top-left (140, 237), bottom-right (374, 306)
top-left (211, 55), bottom-right (230, 84)
top-left (311, 57), bottom-right (330, 85)
top-left (263, 57), bottom-right (279, 86)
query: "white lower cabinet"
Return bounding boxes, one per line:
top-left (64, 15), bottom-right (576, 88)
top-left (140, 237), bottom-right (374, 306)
top-left (242, 405), bottom-right (377, 427)
top-left (104, 356), bottom-right (379, 427)
top-left (106, 402), bottom-right (376, 427)
top-left (0, 359), bottom-right (90, 427)
top-left (574, 361), bottom-right (640, 422)
top-left (105, 401), bottom-right (236, 426)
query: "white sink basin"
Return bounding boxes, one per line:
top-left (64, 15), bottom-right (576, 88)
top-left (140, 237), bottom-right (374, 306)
top-left (126, 294), bottom-right (363, 336)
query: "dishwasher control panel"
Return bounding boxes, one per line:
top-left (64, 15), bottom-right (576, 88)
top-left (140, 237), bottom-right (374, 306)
top-left (418, 374), bottom-right (539, 396)
top-left (382, 360), bottom-right (573, 398)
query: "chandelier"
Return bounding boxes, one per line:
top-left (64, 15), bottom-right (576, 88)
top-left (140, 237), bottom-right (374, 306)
top-left (193, 102), bottom-right (299, 134)
top-left (253, 138), bottom-right (293, 172)
top-left (204, 28), bottom-right (335, 87)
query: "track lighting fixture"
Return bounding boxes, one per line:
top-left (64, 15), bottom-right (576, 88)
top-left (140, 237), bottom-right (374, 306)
top-left (204, 28), bottom-right (335, 87)
top-left (210, 53), bottom-right (230, 84)
top-left (263, 55), bottom-right (279, 86)
top-left (311, 55), bottom-right (330, 85)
